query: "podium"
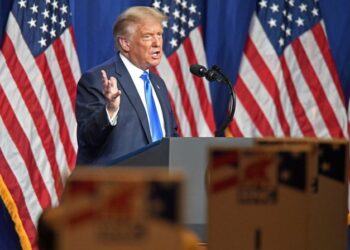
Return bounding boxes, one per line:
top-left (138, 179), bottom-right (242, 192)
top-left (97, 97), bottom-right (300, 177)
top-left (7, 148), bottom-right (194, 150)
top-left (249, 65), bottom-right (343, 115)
top-left (109, 137), bottom-right (255, 241)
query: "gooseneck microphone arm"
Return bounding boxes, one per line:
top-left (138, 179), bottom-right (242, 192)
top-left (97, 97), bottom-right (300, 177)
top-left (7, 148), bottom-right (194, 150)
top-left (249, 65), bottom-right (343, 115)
top-left (190, 64), bottom-right (236, 137)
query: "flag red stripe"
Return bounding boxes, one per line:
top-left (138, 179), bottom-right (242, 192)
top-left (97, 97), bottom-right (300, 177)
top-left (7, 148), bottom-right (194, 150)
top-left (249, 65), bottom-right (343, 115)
top-left (280, 55), bottom-right (316, 137)
top-left (168, 93), bottom-right (183, 137)
top-left (0, 151), bottom-right (37, 250)
top-left (312, 23), bottom-right (346, 105)
top-left (167, 53), bottom-right (198, 136)
top-left (182, 36), bottom-right (216, 133)
top-left (236, 77), bottom-right (275, 136)
top-left (51, 38), bottom-right (77, 111)
top-left (245, 37), bottom-right (290, 136)
top-left (0, 86), bottom-right (51, 209)
top-left (291, 38), bottom-right (344, 138)
top-left (36, 54), bottom-right (76, 169)
top-left (2, 34), bottom-right (63, 198)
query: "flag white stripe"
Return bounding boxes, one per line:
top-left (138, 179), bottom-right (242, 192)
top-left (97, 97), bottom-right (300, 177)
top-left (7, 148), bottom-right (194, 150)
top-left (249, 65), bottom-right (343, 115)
top-left (45, 40), bottom-right (77, 127)
top-left (0, 117), bottom-right (42, 227)
top-left (240, 53), bottom-right (284, 136)
top-left (284, 44), bottom-right (331, 137)
top-left (157, 55), bottom-right (192, 136)
top-left (45, 45), bottom-right (78, 162)
top-left (301, 29), bottom-right (348, 137)
top-left (177, 46), bottom-right (212, 136)
top-left (60, 29), bottom-right (81, 84)
top-left (60, 31), bottom-right (81, 152)
top-left (189, 28), bottom-right (213, 103)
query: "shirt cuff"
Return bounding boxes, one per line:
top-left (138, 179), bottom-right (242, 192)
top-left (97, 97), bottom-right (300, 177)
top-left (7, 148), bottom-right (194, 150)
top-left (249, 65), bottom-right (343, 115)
top-left (106, 107), bottom-right (118, 126)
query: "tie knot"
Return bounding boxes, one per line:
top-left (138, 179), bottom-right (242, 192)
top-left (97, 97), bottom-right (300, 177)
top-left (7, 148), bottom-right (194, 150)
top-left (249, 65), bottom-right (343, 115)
top-left (140, 71), bottom-right (150, 82)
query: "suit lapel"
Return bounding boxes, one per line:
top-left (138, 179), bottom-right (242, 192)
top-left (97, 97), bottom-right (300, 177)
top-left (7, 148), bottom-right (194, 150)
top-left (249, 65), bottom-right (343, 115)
top-left (114, 55), bottom-right (152, 143)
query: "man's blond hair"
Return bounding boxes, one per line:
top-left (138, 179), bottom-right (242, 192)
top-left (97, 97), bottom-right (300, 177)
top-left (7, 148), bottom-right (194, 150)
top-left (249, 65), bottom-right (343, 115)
top-left (113, 6), bottom-right (167, 51)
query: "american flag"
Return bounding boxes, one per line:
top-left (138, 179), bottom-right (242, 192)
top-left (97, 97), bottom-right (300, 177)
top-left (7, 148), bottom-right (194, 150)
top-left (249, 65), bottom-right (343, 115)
top-left (152, 0), bottom-right (216, 137)
top-left (227, 0), bottom-right (348, 139)
top-left (0, 0), bottom-right (80, 249)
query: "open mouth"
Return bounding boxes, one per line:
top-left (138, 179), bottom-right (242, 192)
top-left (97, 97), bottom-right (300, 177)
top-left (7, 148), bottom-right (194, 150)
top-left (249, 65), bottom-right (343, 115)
top-left (151, 51), bottom-right (161, 58)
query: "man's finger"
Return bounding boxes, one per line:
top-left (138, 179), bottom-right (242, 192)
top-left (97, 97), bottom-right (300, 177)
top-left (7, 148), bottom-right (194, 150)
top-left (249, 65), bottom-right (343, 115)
top-left (112, 90), bottom-right (121, 100)
top-left (101, 70), bottom-right (108, 84)
top-left (110, 76), bottom-right (117, 88)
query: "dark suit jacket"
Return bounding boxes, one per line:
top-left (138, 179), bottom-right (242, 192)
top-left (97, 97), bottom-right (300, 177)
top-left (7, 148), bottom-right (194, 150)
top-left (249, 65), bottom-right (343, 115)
top-left (75, 54), bottom-right (178, 165)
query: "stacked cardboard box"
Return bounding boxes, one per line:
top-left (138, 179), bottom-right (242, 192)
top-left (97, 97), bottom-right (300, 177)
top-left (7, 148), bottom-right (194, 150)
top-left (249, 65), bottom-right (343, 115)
top-left (38, 168), bottom-right (199, 250)
top-left (207, 139), bottom-right (348, 250)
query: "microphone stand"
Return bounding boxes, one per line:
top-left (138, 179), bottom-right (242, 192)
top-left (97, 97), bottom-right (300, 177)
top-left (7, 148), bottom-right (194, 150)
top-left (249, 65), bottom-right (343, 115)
top-left (209, 65), bottom-right (236, 137)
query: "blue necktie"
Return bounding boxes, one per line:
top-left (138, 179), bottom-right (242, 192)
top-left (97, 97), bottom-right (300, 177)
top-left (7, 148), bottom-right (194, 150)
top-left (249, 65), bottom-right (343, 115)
top-left (140, 71), bottom-right (163, 142)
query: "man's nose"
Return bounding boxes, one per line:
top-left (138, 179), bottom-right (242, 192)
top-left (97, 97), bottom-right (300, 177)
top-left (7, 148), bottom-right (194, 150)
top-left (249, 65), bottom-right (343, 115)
top-left (153, 36), bottom-right (162, 46)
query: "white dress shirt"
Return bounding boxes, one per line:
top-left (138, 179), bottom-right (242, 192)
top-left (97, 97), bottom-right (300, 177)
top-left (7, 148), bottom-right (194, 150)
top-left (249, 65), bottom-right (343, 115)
top-left (107, 53), bottom-right (165, 136)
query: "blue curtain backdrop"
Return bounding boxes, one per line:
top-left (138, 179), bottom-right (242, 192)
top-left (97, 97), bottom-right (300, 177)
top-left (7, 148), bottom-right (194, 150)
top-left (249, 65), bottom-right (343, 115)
top-left (1, 0), bottom-right (350, 249)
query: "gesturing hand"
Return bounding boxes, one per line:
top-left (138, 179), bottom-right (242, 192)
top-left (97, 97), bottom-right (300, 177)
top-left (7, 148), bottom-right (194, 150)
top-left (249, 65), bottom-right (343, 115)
top-left (101, 70), bottom-right (121, 117)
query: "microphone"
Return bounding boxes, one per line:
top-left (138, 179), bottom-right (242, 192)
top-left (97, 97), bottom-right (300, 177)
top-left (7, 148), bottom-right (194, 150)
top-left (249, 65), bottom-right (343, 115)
top-left (190, 64), bottom-right (207, 77)
top-left (190, 64), bottom-right (221, 82)
top-left (190, 64), bottom-right (236, 136)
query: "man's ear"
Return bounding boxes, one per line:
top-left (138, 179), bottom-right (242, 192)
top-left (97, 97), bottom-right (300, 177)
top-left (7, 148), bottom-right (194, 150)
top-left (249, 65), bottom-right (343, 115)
top-left (119, 37), bottom-right (130, 52)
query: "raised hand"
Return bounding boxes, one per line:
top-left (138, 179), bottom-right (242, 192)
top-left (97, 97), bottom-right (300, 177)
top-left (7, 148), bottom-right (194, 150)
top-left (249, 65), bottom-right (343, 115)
top-left (101, 69), bottom-right (121, 117)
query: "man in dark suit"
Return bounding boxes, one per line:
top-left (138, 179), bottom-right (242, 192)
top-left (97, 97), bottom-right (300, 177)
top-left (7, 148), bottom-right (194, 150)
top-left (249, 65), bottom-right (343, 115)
top-left (75, 6), bottom-right (178, 165)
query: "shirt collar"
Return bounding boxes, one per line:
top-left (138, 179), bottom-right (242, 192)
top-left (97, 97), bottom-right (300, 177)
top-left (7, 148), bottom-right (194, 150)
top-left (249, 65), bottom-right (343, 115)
top-left (119, 53), bottom-right (148, 78)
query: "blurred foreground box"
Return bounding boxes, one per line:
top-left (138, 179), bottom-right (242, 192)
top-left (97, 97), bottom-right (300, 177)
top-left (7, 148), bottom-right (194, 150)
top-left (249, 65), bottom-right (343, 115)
top-left (38, 168), bottom-right (199, 250)
top-left (207, 138), bottom-right (348, 250)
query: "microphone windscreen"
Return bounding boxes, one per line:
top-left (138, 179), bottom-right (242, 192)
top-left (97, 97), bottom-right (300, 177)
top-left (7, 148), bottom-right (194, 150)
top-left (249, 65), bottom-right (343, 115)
top-left (190, 64), bottom-right (207, 77)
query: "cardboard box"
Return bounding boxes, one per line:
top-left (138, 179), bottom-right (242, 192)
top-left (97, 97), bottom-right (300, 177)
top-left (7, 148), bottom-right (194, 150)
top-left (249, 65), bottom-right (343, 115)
top-left (207, 144), bottom-right (315, 250)
top-left (39, 168), bottom-right (186, 250)
top-left (256, 138), bottom-right (349, 250)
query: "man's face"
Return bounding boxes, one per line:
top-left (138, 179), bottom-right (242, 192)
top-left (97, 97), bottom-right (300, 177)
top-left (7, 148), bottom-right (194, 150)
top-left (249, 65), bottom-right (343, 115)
top-left (127, 19), bottom-right (163, 70)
